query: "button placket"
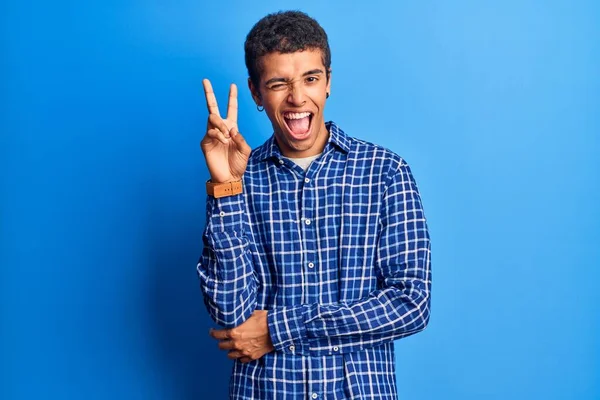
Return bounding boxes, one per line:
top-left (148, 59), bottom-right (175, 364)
top-left (301, 173), bottom-right (317, 302)
top-left (307, 344), bottom-right (323, 400)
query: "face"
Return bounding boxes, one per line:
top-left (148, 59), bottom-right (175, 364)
top-left (249, 49), bottom-right (331, 158)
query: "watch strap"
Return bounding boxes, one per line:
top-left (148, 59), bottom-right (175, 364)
top-left (206, 180), bottom-right (243, 198)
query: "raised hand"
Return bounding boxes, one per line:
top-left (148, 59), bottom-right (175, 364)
top-left (201, 79), bottom-right (252, 184)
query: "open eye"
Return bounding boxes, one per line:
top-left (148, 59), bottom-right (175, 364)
top-left (306, 76), bottom-right (318, 83)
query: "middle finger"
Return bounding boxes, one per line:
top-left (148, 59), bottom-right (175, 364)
top-left (218, 340), bottom-right (236, 351)
top-left (226, 83), bottom-right (238, 123)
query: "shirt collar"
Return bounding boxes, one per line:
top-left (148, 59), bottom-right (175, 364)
top-left (256, 121), bottom-right (351, 162)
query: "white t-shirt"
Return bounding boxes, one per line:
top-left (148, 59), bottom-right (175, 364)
top-left (284, 154), bottom-right (321, 171)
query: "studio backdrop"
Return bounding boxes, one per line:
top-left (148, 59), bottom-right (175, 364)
top-left (1, 1), bottom-right (598, 399)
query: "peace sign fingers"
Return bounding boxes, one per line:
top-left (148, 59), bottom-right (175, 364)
top-left (200, 78), bottom-right (250, 184)
top-left (202, 78), bottom-right (221, 117)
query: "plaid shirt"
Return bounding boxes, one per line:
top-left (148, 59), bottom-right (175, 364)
top-left (197, 122), bottom-right (431, 399)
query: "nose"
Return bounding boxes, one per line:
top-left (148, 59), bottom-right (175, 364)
top-left (286, 81), bottom-right (306, 106)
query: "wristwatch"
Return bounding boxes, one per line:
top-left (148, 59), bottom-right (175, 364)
top-left (206, 180), bottom-right (243, 198)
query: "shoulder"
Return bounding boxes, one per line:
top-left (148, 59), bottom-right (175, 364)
top-left (346, 136), bottom-right (408, 182)
top-left (350, 137), bottom-right (405, 164)
top-left (330, 122), bottom-right (406, 169)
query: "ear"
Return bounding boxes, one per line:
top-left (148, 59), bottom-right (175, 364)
top-left (326, 68), bottom-right (332, 96)
top-left (248, 78), bottom-right (262, 106)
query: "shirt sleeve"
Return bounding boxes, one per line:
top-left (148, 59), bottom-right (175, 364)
top-left (196, 191), bottom-right (258, 328)
top-left (267, 161), bottom-right (431, 356)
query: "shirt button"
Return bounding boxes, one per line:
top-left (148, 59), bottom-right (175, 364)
top-left (308, 262), bottom-right (314, 268)
top-left (333, 346), bottom-right (339, 352)
top-left (289, 345), bottom-right (295, 352)
top-left (279, 159), bottom-right (284, 165)
top-left (304, 178), bottom-right (310, 183)
top-left (219, 211), bottom-right (225, 217)
top-left (305, 219), bottom-right (311, 225)
top-left (311, 394), bottom-right (318, 399)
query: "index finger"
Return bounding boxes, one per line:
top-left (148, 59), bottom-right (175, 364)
top-left (226, 83), bottom-right (238, 123)
top-left (209, 328), bottom-right (230, 340)
top-left (202, 79), bottom-right (221, 117)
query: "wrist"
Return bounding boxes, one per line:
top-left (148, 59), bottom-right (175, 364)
top-left (267, 305), bottom-right (309, 355)
top-left (206, 179), bottom-right (243, 198)
top-left (209, 176), bottom-right (241, 184)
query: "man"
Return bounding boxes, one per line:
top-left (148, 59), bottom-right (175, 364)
top-left (197, 10), bottom-right (431, 399)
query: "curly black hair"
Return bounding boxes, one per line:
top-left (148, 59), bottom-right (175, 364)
top-left (244, 11), bottom-right (331, 89)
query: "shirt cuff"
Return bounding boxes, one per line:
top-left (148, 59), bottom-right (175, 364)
top-left (205, 194), bottom-right (245, 236)
top-left (267, 305), bottom-right (310, 356)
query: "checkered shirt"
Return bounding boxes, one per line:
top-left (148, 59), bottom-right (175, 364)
top-left (197, 122), bottom-right (431, 399)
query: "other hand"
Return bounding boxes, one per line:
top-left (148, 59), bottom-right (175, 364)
top-left (209, 310), bottom-right (274, 363)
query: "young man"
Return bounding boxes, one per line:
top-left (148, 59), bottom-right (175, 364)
top-left (197, 11), bottom-right (431, 399)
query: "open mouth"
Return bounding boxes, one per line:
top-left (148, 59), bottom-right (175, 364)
top-left (283, 111), bottom-right (313, 140)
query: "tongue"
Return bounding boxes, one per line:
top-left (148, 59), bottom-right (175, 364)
top-left (286, 116), bottom-right (310, 136)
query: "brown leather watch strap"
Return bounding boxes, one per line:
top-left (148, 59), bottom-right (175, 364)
top-left (206, 180), bottom-right (243, 198)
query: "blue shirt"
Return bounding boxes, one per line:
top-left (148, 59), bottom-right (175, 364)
top-left (197, 122), bottom-right (431, 399)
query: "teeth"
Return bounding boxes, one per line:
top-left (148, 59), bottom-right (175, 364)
top-left (284, 112), bottom-right (311, 119)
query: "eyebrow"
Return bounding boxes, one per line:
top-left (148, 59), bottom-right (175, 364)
top-left (264, 69), bottom-right (324, 86)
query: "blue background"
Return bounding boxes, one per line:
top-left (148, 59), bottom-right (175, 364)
top-left (1, 1), bottom-right (598, 399)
